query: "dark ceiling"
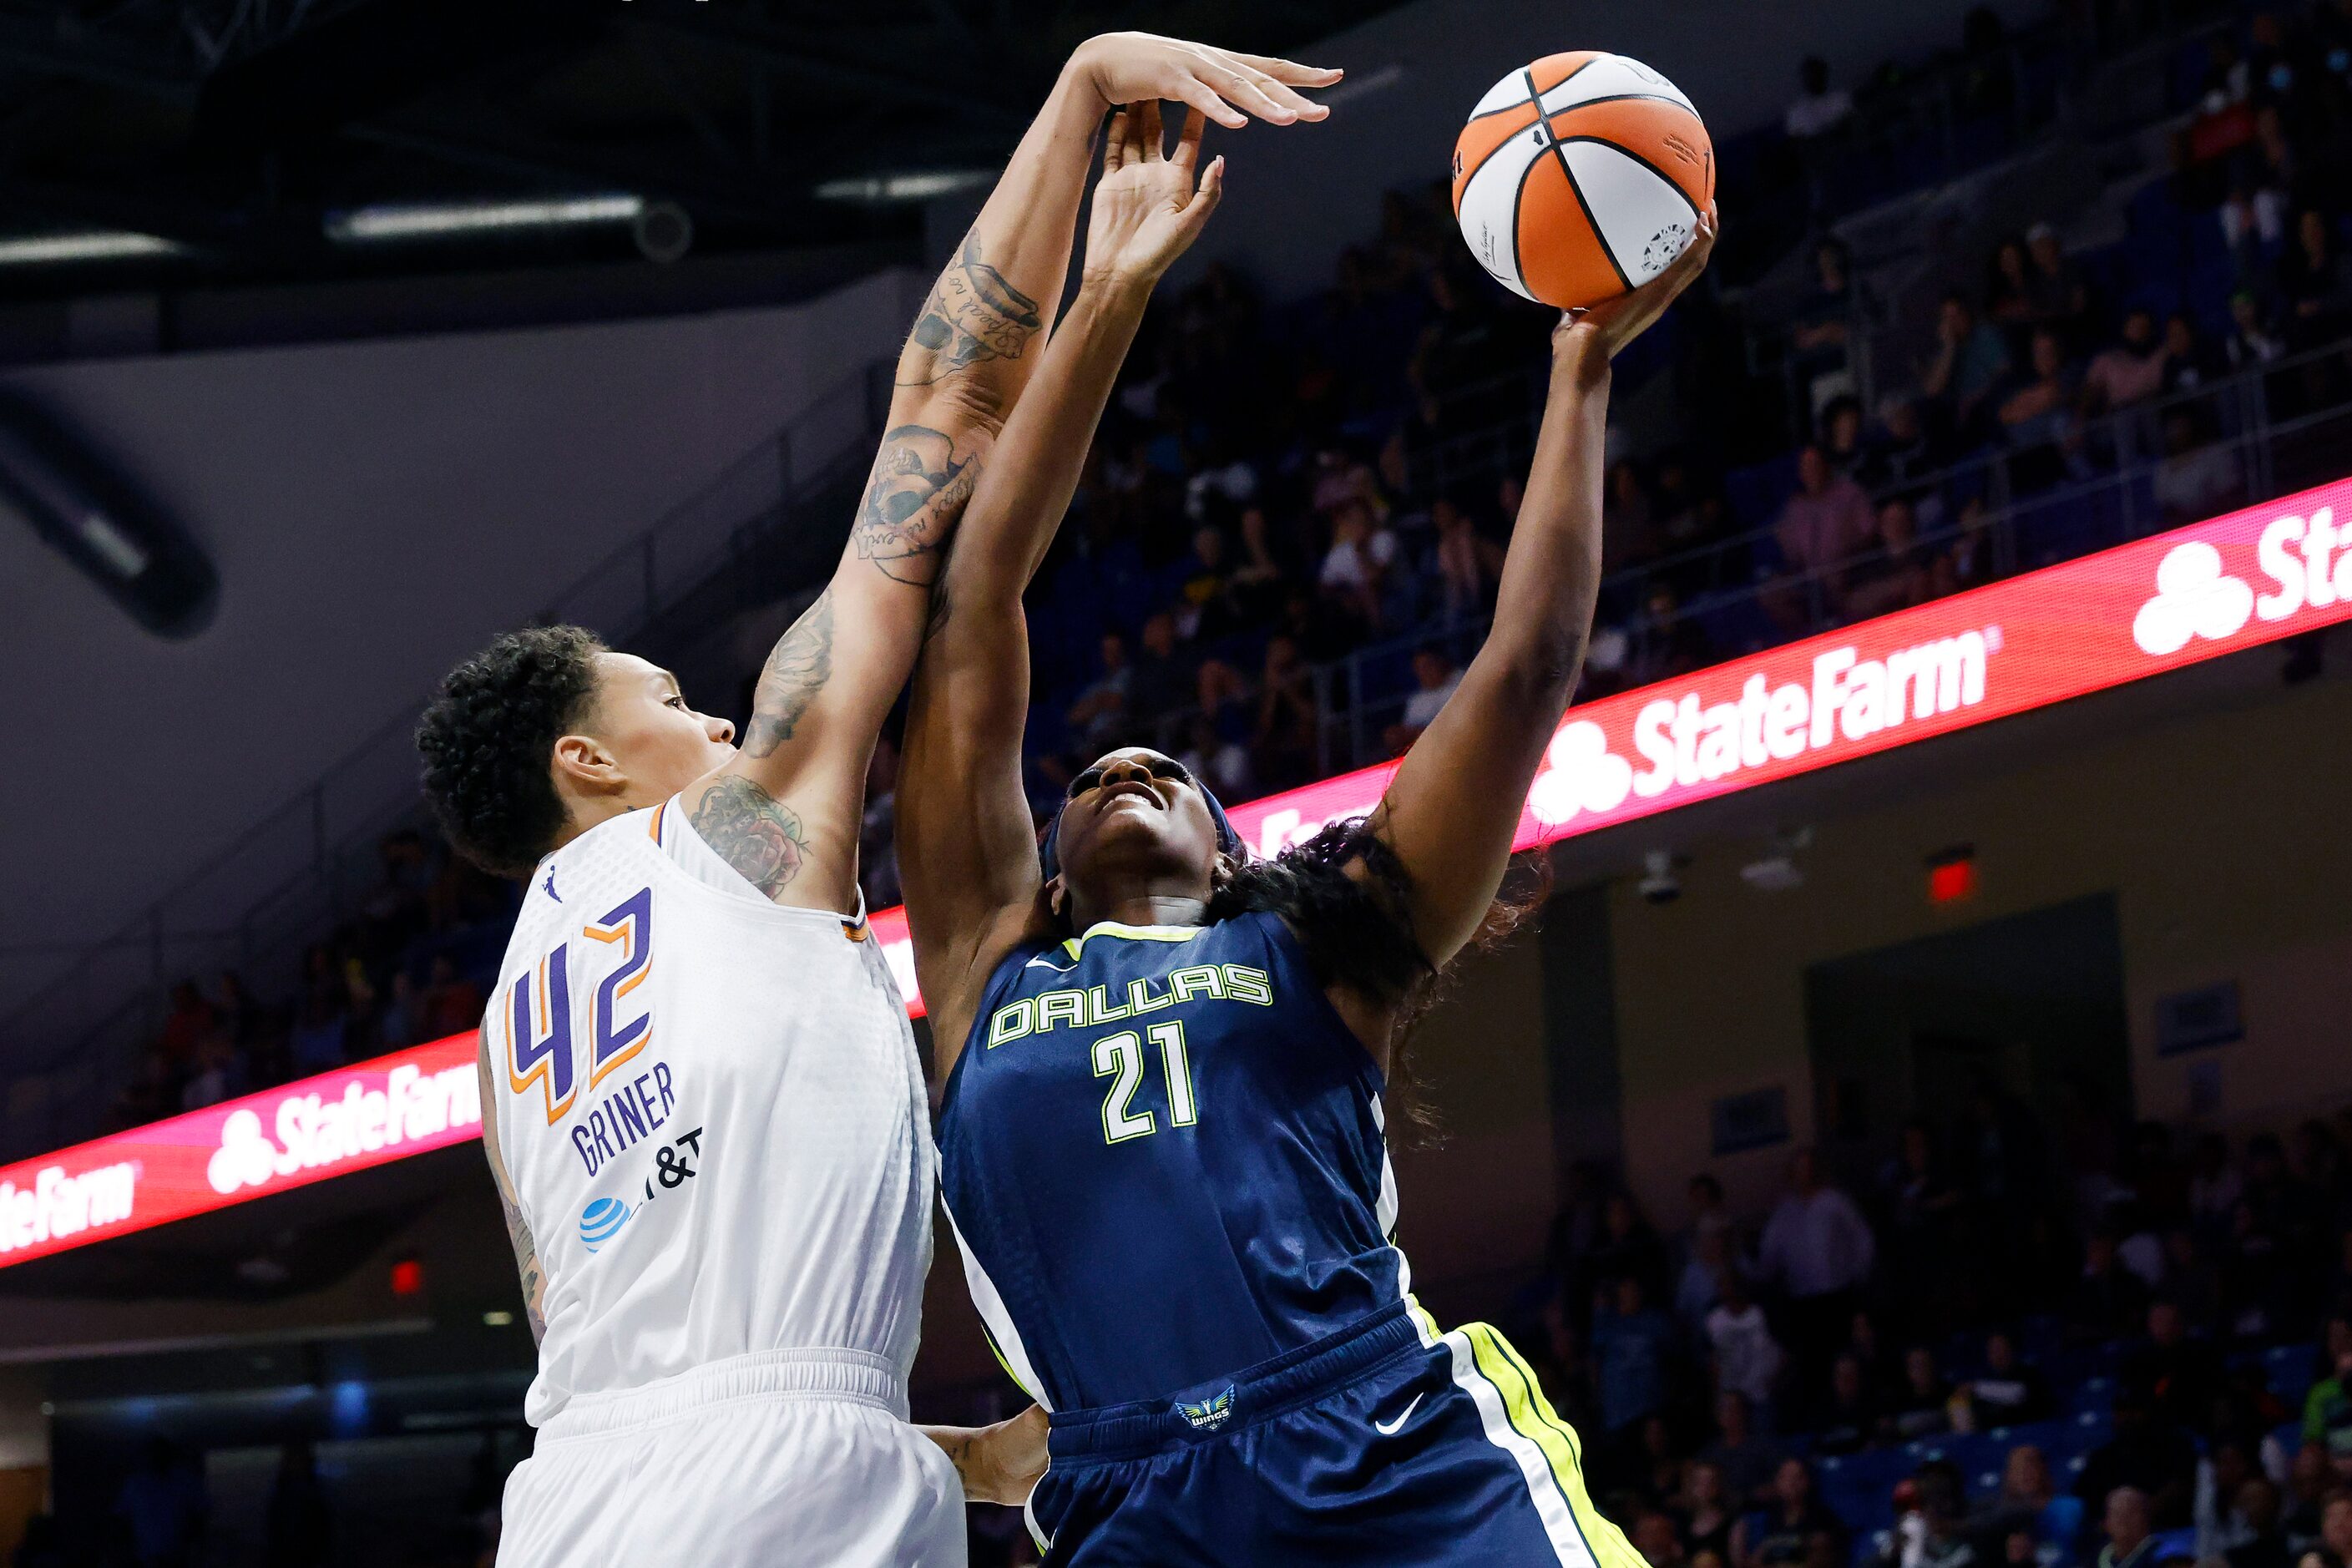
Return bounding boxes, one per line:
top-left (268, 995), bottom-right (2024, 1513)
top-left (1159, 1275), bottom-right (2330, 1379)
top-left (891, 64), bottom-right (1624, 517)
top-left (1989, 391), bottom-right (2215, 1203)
top-left (0, 0), bottom-right (1402, 299)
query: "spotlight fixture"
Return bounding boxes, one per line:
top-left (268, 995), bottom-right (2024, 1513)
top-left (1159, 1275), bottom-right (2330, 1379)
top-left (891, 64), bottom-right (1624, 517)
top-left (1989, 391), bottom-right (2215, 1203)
top-left (815, 169), bottom-right (997, 205)
top-left (0, 397), bottom-right (217, 637)
top-left (0, 231), bottom-right (185, 266)
top-left (326, 194), bottom-right (645, 244)
top-left (1741, 827), bottom-right (1813, 893)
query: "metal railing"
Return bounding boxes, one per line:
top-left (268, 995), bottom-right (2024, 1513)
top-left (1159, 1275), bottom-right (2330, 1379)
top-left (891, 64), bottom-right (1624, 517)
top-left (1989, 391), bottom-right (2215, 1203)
top-left (0, 360), bottom-right (891, 1161)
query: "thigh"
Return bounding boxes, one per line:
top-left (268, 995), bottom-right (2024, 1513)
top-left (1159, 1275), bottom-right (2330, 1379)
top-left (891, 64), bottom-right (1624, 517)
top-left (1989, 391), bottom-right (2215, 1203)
top-left (505, 1403), bottom-right (964, 1568)
top-left (1262, 1328), bottom-right (1642, 1568)
top-left (1029, 1444), bottom-right (1247, 1567)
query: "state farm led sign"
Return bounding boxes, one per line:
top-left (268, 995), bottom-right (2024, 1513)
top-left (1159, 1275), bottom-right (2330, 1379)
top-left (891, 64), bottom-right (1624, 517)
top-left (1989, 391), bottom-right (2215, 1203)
top-left (9, 480), bottom-right (2351, 1265)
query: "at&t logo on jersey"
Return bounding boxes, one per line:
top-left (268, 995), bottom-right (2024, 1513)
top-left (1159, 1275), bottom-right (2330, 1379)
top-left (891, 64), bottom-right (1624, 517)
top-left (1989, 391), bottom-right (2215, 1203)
top-left (579, 1196), bottom-right (630, 1252)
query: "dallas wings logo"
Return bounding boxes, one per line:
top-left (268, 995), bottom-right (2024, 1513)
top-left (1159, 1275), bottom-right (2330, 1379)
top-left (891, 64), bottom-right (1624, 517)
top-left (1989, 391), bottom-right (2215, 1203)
top-left (1176, 1386), bottom-right (1235, 1431)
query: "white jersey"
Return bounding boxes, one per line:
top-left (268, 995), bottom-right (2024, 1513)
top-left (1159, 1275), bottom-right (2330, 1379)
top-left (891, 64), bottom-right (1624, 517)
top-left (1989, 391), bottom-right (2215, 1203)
top-left (487, 797), bottom-right (934, 1429)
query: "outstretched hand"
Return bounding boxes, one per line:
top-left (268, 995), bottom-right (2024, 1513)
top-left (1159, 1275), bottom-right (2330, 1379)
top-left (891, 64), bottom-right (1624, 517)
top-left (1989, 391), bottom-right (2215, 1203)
top-left (1555, 205), bottom-right (1719, 371)
top-left (1075, 32), bottom-right (1341, 129)
top-left (1083, 103), bottom-right (1225, 286)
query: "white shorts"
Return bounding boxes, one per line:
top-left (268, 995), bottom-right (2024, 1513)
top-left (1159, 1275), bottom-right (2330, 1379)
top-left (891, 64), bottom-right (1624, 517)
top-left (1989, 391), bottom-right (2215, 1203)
top-left (498, 1348), bottom-right (964, 1568)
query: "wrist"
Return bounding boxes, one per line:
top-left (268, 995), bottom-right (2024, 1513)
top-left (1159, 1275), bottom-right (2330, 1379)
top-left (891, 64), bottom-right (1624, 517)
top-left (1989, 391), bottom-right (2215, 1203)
top-left (1079, 263), bottom-right (1161, 306)
top-left (1551, 336), bottom-right (1612, 392)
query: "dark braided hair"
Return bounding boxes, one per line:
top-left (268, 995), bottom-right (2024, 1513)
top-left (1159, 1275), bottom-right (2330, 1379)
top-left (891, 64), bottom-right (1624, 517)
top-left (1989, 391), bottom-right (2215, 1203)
top-left (416, 625), bottom-right (606, 878)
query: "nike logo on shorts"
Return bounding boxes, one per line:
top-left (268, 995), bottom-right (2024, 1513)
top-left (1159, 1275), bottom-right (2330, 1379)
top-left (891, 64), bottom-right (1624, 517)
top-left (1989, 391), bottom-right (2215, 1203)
top-left (1373, 1393), bottom-right (1424, 1436)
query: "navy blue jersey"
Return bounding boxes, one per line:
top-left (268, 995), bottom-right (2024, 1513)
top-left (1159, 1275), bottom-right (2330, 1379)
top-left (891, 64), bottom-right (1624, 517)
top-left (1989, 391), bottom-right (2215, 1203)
top-left (937, 912), bottom-right (1404, 1414)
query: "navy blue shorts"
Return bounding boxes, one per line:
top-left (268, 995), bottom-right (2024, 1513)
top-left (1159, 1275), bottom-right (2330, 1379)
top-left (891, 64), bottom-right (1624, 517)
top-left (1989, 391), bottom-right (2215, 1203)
top-left (1026, 1300), bottom-right (1646, 1566)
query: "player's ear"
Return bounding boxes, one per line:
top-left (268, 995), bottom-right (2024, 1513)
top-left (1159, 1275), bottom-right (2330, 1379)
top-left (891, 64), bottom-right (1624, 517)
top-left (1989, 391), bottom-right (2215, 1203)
top-left (1044, 873), bottom-right (1068, 923)
top-left (550, 732), bottom-right (625, 795)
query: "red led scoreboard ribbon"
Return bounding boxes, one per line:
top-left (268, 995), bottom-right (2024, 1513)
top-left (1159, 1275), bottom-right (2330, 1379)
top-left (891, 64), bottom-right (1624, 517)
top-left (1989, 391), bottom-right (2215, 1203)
top-left (0, 1033), bottom-right (481, 1268)
top-left (7, 478), bottom-right (2350, 1266)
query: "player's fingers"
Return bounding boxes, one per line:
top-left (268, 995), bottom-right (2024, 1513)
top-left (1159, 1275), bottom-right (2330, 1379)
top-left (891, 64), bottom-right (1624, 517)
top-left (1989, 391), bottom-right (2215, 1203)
top-left (1242, 70), bottom-right (1328, 121)
top-left (1171, 109), bottom-right (1206, 175)
top-left (1206, 67), bottom-right (1296, 124)
top-left (1176, 155), bottom-right (1226, 235)
top-left (1225, 51), bottom-right (1344, 86)
top-left (1137, 99), bottom-right (1165, 160)
top-left (1171, 78), bottom-right (1247, 130)
top-left (1103, 109), bottom-right (1129, 175)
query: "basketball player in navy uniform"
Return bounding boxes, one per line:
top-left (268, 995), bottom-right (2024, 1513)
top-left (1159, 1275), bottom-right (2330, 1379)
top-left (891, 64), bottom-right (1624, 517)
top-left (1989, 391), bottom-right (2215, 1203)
top-left (415, 38), bottom-right (1338, 1568)
top-left (896, 103), bottom-right (1717, 1560)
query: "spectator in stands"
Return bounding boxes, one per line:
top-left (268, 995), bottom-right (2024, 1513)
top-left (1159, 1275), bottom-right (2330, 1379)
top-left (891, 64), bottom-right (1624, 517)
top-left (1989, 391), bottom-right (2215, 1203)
top-left (1769, 445), bottom-right (1877, 626)
top-left (1734, 1459), bottom-right (1842, 1568)
top-left (2200, 1441), bottom-right (2265, 1560)
top-left (1786, 57), bottom-right (1854, 139)
top-left (2100, 1488), bottom-right (2157, 1568)
top-left (2280, 209), bottom-right (2352, 346)
top-left (1128, 613), bottom-right (1193, 741)
top-left (1878, 1459), bottom-right (1980, 1568)
top-left (2081, 310), bottom-right (2169, 419)
top-left (2232, 1479), bottom-right (2292, 1568)
top-left (1701, 1390), bottom-right (1787, 1509)
top-left (2289, 1448), bottom-right (2334, 1553)
top-left (2189, 1134), bottom-right (2246, 1230)
top-left (2125, 1299), bottom-right (2227, 1438)
top-left (1793, 240), bottom-right (1859, 392)
top-left (1318, 493), bottom-right (1399, 633)
top-left (156, 979), bottom-right (214, 1084)
top-left (1992, 1444), bottom-right (2085, 1567)
top-left (2068, 1232), bottom-right (2153, 1348)
top-left (1176, 714), bottom-right (1252, 801)
top-left (1252, 632), bottom-right (1319, 792)
top-left (2304, 1318), bottom-right (2352, 1474)
top-left (419, 953), bottom-right (483, 1043)
top-left (1888, 1344), bottom-right (1955, 1441)
top-left (180, 1032), bottom-right (244, 1112)
top-left (288, 979), bottom-right (347, 1077)
top-left (1813, 1351), bottom-right (1881, 1456)
top-left (2025, 222), bottom-right (2089, 346)
top-left (2000, 328), bottom-right (2085, 448)
top-left (377, 970), bottom-right (420, 1052)
top-left (1840, 498), bottom-right (1937, 620)
top-left (1637, 582), bottom-right (1721, 680)
top-left (1170, 524), bottom-right (1237, 643)
top-left (2075, 1388), bottom-right (2198, 1529)
top-left (1383, 646), bottom-right (1462, 755)
top-left (1594, 1273), bottom-right (1682, 1439)
top-left (2300, 1492), bottom-right (2352, 1568)
top-left (1229, 505), bottom-right (1287, 626)
top-left (1821, 397), bottom-right (1869, 480)
top-left (1708, 1268), bottom-right (1785, 1418)
top-left (1758, 1148), bottom-right (1877, 1390)
top-left (1923, 292), bottom-right (2013, 430)
top-left (1990, 236), bottom-right (2038, 340)
top-left (1067, 630), bottom-right (1134, 750)
top-left (1683, 1461), bottom-right (1738, 1563)
top-left (2226, 291), bottom-right (2288, 368)
top-left (1965, 1329), bottom-right (2055, 1428)
top-left (2159, 314), bottom-right (2222, 394)
top-left (1431, 494), bottom-right (1501, 626)
top-left (1639, 1510), bottom-right (1692, 1568)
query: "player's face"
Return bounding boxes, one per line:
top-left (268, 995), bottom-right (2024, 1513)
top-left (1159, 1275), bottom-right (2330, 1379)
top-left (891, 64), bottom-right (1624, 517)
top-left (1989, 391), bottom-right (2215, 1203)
top-left (587, 652), bottom-right (736, 802)
top-left (1055, 748), bottom-right (1220, 891)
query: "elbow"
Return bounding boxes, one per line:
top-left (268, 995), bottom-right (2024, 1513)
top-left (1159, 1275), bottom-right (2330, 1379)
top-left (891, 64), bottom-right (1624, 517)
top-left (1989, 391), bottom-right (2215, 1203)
top-left (1487, 625), bottom-right (1586, 711)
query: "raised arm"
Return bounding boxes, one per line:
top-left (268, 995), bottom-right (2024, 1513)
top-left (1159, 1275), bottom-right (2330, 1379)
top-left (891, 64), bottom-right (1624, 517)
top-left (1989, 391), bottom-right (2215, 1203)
top-left (476, 1038), bottom-right (545, 1344)
top-left (683, 38), bottom-right (1336, 914)
top-left (1362, 215), bottom-right (1717, 974)
top-left (899, 105), bottom-right (1232, 1064)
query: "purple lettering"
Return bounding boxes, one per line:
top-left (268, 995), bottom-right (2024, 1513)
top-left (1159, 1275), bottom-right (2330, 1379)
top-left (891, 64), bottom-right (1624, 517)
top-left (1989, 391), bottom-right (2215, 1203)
top-left (589, 1110), bottom-right (617, 1162)
top-left (570, 1125), bottom-right (599, 1177)
top-left (634, 1072), bottom-right (667, 1131)
top-left (653, 1061), bottom-right (674, 1118)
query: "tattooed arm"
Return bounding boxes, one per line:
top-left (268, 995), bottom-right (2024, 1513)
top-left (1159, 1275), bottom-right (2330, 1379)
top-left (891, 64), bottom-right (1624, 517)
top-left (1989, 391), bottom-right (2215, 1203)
top-left (901, 106), bottom-right (1228, 1070)
top-left (476, 1036), bottom-right (546, 1344)
top-left (682, 36), bottom-right (1338, 912)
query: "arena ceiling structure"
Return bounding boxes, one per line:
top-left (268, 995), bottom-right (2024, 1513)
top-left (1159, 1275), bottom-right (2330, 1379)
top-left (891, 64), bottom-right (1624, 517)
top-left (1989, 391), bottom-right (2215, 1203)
top-left (0, 0), bottom-right (1406, 300)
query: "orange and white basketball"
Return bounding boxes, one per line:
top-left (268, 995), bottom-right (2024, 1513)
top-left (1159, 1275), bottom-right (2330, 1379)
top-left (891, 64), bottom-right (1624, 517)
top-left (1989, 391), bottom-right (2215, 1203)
top-left (1452, 52), bottom-right (1714, 311)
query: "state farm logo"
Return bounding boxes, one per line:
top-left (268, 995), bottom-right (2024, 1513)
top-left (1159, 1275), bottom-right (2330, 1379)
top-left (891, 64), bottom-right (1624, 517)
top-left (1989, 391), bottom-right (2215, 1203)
top-left (208, 1062), bottom-right (482, 1196)
top-left (2135, 508), bottom-right (2349, 655)
top-left (1528, 629), bottom-right (1996, 820)
top-left (2133, 542), bottom-right (2252, 654)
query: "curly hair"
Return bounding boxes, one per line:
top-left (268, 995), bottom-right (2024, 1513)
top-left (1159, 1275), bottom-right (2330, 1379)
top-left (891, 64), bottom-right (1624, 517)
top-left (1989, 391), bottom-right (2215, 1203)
top-left (416, 625), bottom-right (606, 878)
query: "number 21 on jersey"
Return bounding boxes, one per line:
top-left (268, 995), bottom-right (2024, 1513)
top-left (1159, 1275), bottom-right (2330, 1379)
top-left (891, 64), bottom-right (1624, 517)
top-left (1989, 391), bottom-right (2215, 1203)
top-left (506, 888), bottom-right (655, 1125)
top-left (1093, 1020), bottom-right (1197, 1144)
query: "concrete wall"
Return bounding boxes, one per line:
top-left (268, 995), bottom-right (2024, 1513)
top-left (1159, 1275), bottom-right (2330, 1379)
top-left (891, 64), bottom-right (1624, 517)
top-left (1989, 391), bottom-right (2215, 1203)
top-left (0, 266), bottom-right (924, 1018)
top-left (1605, 670), bottom-right (2352, 1227)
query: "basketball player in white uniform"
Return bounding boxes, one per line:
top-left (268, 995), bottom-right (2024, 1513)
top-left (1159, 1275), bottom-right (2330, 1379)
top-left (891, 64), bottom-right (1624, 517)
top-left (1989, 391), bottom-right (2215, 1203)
top-left (412, 34), bottom-right (1338, 1568)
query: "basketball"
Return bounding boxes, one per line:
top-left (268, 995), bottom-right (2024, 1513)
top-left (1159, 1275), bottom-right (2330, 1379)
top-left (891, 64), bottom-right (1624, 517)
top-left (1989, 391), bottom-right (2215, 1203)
top-left (1451, 52), bottom-right (1714, 311)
